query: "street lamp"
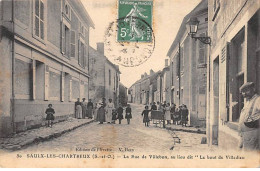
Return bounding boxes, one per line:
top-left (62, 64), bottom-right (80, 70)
top-left (186, 17), bottom-right (211, 45)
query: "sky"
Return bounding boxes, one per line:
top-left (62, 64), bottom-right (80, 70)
top-left (81, 0), bottom-right (201, 88)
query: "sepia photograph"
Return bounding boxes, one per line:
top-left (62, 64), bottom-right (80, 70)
top-left (0, 0), bottom-right (259, 168)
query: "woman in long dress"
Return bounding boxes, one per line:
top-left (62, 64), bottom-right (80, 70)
top-left (165, 103), bottom-right (171, 125)
top-left (87, 99), bottom-right (94, 119)
top-left (93, 103), bottom-right (98, 121)
top-left (97, 98), bottom-right (106, 124)
top-left (81, 98), bottom-right (87, 119)
top-left (75, 98), bottom-right (82, 119)
top-left (106, 98), bottom-right (114, 123)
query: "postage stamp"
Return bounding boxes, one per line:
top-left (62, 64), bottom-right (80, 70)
top-left (104, 0), bottom-right (154, 67)
top-left (117, 0), bottom-right (153, 42)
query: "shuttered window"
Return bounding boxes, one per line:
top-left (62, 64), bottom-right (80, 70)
top-left (198, 33), bottom-right (206, 64)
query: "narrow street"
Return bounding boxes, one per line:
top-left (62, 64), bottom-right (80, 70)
top-left (18, 103), bottom-right (208, 153)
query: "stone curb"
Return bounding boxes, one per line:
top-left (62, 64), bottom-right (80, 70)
top-left (2, 120), bottom-right (95, 151)
top-left (165, 126), bottom-right (206, 134)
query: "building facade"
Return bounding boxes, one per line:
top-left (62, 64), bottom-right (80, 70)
top-left (207, 0), bottom-right (260, 149)
top-left (161, 60), bottom-right (171, 104)
top-left (119, 83), bottom-right (128, 106)
top-left (0, 0), bottom-right (94, 136)
top-left (167, 0), bottom-right (208, 127)
top-left (89, 43), bottom-right (120, 107)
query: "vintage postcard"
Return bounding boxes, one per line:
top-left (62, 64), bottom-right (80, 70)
top-left (0, 0), bottom-right (259, 168)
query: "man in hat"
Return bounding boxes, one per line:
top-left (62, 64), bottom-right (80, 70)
top-left (238, 82), bottom-right (260, 151)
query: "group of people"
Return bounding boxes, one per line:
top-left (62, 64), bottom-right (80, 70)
top-left (150, 101), bottom-right (189, 127)
top-left (75, 98), bottom-right (94, 119)
top-left (95, 98), bottom-right (132, 125)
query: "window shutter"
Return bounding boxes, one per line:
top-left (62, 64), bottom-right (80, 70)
top-left (61, 72), bottom-right (65, 102)
top-left (225, 42), bottom-right (231, 122)
top-left (70, 30), bottom-right (76, 58)
top-left (31, 60), bottom-right (36, 100)
top-left (60, 22), bottom-right (65, 54)
top-left (44, 65), bottom-right (49, 100)
top-left (69, 78), bottom-right (72, 102)
top-left (78, 40), bottom-right (81, 65)
top-left (84, 45), bottom-right (87, 68)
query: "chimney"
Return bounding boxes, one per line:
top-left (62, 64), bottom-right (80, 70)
top-left (165, 59), bottom-right (169, 67)
top-left (141, 74), bottom-right (144, 79)
top-left (144, 72), bottom-right (147, 77)
top-left (150, 69), bottom-right (154, 75)
top-left (97, 42), bottom-right (104, 55)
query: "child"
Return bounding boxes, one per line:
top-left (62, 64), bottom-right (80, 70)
top-left (112, 109), bottom-right (117, 124)
top-left (125, 104), bottom-right (132, 124)
top-left (45, 104), bottom-right (55, 128)
top-left (142, 106), bottom-right (150, 127)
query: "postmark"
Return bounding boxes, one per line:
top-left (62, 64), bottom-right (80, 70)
top-left (104, 0), bottom-right (154, 67)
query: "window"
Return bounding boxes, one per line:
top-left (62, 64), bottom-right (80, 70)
top-left (60, 19), bottom-right (71, 57)
top-left (48, 68), bottom-right (61, 101)
top-left (212, 0), bottom-right (220, 21)
top-left (109, 69), bottom-right (111, 86)
top-left (34, 0), bottom-right (45, 40)
top-left (63, 1), bottom-right (71, 20)
top-left (14, 56), bottom-right (32, 99)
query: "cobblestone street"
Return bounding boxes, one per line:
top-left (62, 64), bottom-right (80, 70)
top-left (14, 103), bottom-right (209, 153)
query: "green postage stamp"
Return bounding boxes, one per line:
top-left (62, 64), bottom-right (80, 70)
top-left (117, 0), bottom-right (153, 42)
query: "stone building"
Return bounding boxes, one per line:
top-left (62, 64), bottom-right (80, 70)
top-left (89, 43), bottom-right (120, 107)
top-left (119, 83), bottom-right (128, 106)
top-left (129, 69), bottom-right (160, 105)
top-left (207, 0), bottom-right (259, 149)
top-left (161, 59), bottom-right (171, 104)
top-left (0, 0), bottom-right (94, 136)
top-left (167, 0), bottom-right (208, 127)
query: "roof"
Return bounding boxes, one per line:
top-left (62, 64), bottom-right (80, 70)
top-left (167, 0), bottom-right (208, 57)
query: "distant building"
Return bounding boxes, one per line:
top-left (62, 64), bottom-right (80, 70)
top-left (207, 0), bottom-right (259, 149)
top-left (89, 43), bottom-right (121, 107)
top-left (0, 0), bottom-right (94, 136)
top-left (161, 59), bottom-right (171, 104)
top-left (119, 83), bottom-right (128, 106)
top-left (167, 0), bottom-right (208, 127)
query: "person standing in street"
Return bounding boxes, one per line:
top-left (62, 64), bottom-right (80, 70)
top-left (125, 104), bottom-right (132, 124)
top-left (170, 103), bottom-right (176, 124)
top-left (181, 104), bottom-right (189, 127)
top-left (151, 102), bottom-right (157, 110)
top-left (106, 98), bottom-right (114, 124)
top-left (81, 98), bottom-right (87, 119)
top-left (142, 105), bottom-right (150, 127)
top-left (87, 99), bottom-right (94, 119)
top-left (238, 82), bottom-right (260, 151)
top-left (45, 104), bottom-right (55, 128)
top-left (97, 98), bottom-right (106, 124)
top-left (165, 103), bottom-right (171, 125)
top-left (112, 109), bottom-right (117, 124)
top-left (117, 103), bottom-right (124, 124)
top-left (93, 103), bottom-right (98, 121)
top-left (75, 98), bottom-right (82, 119)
